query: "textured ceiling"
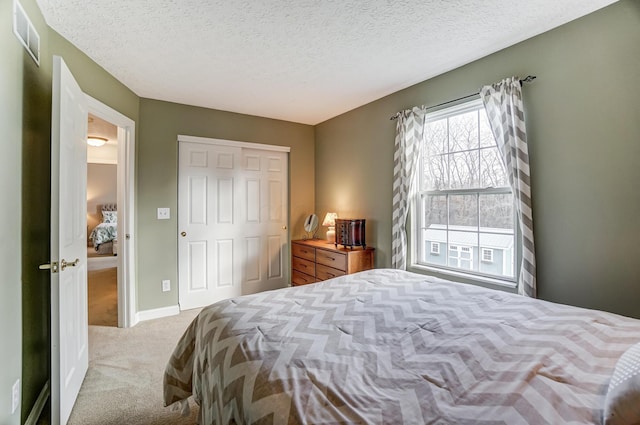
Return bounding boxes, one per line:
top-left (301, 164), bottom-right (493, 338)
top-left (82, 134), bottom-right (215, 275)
top-left (37, 0), bottom-right (617, 125)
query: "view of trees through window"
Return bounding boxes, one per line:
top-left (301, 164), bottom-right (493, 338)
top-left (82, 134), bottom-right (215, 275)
top-left (415, 100), bottom-right (516, 280)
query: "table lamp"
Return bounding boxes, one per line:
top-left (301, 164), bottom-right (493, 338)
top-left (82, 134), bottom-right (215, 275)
top-left (322, 212), bottom-right (337, 243)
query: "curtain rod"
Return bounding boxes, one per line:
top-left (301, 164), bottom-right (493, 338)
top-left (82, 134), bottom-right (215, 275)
top-left (390, 75), bottom-right (537, 121)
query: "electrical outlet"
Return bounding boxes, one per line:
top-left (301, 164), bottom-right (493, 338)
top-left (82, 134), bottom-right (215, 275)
top-left (157, 208), bottom-right (170, 220)
top-left (12, 379), bottom-right (20, 414)
top-left (162, 280), bottom-right (170, 292)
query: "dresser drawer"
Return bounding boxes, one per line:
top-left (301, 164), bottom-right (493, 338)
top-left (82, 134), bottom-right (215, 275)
top-left (316, 264), bottom-right (346, 281)
top-left (292, 270), bottom-right (317, 286)
top-left (316, 249), bottom-right (347, 271)
top-left (292, 256), bottom-right (316, 276)
top-left (291, 239), bottom-right (375, 286)
top-left (292, 243), bottom-right (315, 261)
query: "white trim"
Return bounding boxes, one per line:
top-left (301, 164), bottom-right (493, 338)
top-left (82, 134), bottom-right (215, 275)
top-left (430, 242), bottom-right (439, 255)
top-left (135, 305), bottom-right (180, 323)
top-left (409, 264), bottom-right (517, 290)
top-left (178, 134), bottom-right (291, 153)
top-left (24, 380), bottom-right (50, 425)
top-left (86, 95), bottom-right (137, 329)
top-left (425, 98), bottom-right (484, 123)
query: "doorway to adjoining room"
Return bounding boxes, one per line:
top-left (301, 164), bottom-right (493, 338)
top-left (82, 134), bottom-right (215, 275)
top-left (87, 114), bottom-right (119, 327)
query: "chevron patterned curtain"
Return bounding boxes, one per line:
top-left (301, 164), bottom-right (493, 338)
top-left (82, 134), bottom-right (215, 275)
top-left (391, 107), bottom-right (425, 270)
top-left (480, 77), bottom-right (537, 297)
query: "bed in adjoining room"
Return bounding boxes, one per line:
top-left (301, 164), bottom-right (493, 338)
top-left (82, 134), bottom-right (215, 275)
top-left (89, 203), bottom-right (118, 256)
top-left (163, 269), bottom-right (640, 425)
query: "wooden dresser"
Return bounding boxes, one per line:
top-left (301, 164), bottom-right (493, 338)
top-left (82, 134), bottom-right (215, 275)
top-left (291, 239), bottom-right (375, 286)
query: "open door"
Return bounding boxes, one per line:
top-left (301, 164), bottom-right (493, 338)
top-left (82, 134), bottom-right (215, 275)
top-left (47, 56), bottom-right (89, 425)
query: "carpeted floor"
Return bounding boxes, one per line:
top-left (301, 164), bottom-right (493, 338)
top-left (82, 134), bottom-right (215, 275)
top-left (37, 266), bottom-right (202, 424)
top-left (88, 267), bottom-right (118, 327)
top-left (67, 309), bottom-right (201, 424)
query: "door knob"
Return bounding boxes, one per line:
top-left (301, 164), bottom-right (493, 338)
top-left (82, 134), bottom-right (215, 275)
top-left (60, 258), bottom-right (80, 271)
top-left (181, 231), bottom-right (187, 237)
top-left (282, 226), bottom-right (287, 230)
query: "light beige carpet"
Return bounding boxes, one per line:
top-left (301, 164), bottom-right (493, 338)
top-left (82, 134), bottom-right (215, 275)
top-left (66, 309), bottom-right (201, 425)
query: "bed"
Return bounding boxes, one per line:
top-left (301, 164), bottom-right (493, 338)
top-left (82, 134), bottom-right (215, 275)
top-left (89, 204), bottom-right (117, 254)
top-left (163, 269), bottom-right (640, 424)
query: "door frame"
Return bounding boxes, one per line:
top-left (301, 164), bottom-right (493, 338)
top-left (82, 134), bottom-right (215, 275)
top-left (87, 96), bottom-right (136, 328)
top-left (176, 134), bottom-right (291, 308)
top-left (178, 134), bottom-right (291, 153)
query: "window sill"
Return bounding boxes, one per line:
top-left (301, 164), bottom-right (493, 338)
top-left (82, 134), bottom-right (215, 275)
top-left (407, 264), bottom-right (518, 293)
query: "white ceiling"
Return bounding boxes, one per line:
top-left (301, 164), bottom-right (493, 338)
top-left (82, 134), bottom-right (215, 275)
top-left (37, 0), bottom-right (617, 125)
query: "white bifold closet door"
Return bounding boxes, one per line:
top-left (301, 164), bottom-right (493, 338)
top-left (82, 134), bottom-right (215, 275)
top-left (178, 139), bottom-right (289, 310)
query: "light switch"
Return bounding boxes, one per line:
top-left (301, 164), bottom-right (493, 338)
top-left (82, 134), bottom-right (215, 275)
top-left (157, 208), bottom-right (170, 220)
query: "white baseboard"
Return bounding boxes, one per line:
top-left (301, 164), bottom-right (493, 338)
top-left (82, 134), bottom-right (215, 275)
top-left (24, 380), bottom-right (49, 425)
top-left (135, 305), bottom-right (180, 323)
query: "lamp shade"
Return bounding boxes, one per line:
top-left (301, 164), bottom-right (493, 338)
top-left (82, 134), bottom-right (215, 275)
top-left (322, 212), bottom-right (337, 227)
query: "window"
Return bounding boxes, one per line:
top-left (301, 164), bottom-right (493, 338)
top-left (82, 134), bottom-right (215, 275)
top-left (481, 248), bottom-right (493, 263)
top-left (430, 242), bottom-right (440, 255)
top-left (414, 99), bottom-right (516, 282)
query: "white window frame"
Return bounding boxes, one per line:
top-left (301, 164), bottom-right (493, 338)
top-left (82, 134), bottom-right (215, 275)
top-left (430, 242), bottom-right (440, 255)
top-left (481, 248), bottom-right (494, 263)
top-left (409, 98), bottom-right (518, 287)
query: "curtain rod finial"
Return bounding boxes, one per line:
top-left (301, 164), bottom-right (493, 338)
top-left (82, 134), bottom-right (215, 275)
top-left (521, 75), bottom-right (537, 84)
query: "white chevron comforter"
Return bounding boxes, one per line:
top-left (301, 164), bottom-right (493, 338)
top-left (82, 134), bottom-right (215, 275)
top-left (164, 269), bottom-right (640, 424)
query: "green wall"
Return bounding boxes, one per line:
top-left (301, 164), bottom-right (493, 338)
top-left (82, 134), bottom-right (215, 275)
top-left (316, 0), bottom-right (640, 317)
top-left (136, 99), bottom-right (315, 311)
top-left (19, 0), bottom-right (52, 421)
top-left (315, 0), bottom-right (640, 318)
top-left (1, 0), bottom-right (139, 421)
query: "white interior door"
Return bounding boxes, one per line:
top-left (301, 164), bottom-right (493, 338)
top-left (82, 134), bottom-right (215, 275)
top-left (178, 139), bottom-right (289, 310)
top-left (50, 56), bottom-right (89, 425)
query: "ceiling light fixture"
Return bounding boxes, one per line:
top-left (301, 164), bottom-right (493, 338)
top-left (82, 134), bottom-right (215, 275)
top-left (87, 136), bottom-right (107, 147)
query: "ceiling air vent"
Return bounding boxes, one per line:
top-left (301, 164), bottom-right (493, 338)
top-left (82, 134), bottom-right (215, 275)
top-left (13, 0), bottom-right (40, 65)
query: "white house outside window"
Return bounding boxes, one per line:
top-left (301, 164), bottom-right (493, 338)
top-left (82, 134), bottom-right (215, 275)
top-left (413, 99), bottom-right (516, 282)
